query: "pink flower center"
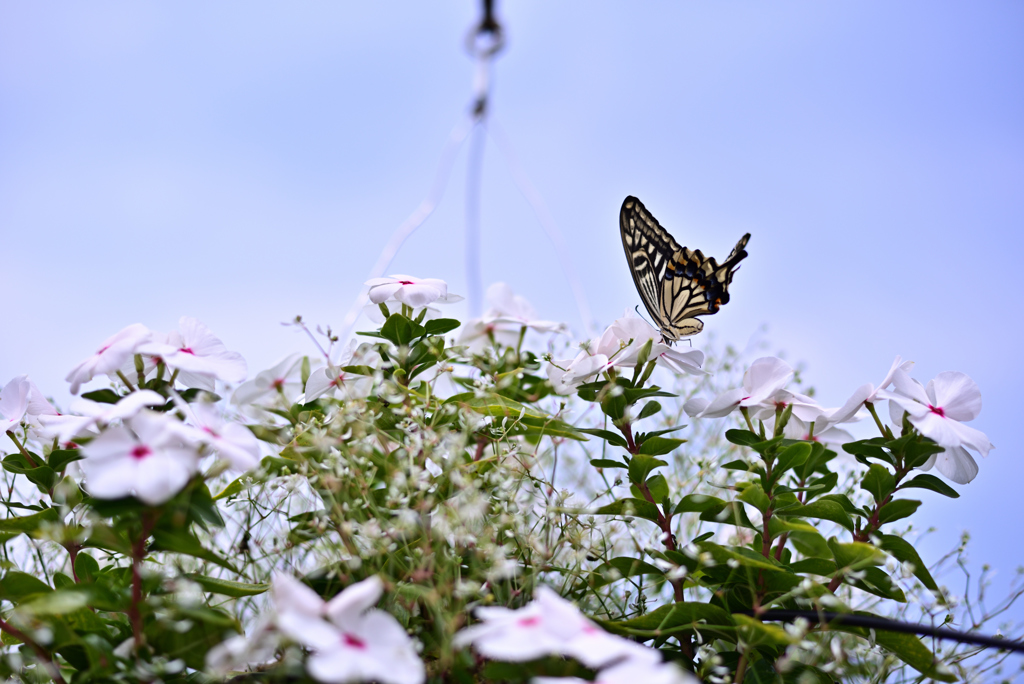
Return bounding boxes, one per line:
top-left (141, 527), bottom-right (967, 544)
top-left (131, 445), bottom-right (152, 460)
top-left (398, 280), bottom-right (415, 285)
top-left (272, 378), bottom-right (285, 390)
top-left (97, 344), bottom-right (111, 354)
top-left (179, 347), bottom-right (196, 356)
top-left (517, 616), bottom-right (542, 628)
top-left (928, 404), bottom-right (945, 418)
top-left (342, 633), bottom-right (366, 649)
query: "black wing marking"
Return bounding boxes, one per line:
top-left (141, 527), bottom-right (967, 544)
top-left (619, 195), bottom-right (750, 342)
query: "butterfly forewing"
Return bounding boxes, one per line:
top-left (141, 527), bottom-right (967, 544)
top-left (620, 196), bottom-right (750, 342)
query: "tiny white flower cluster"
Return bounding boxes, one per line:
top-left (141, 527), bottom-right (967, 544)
top-left (684, 355), bottom-right (994, 484)
top-left (454, 586), bottom-right (698, 684)
top-left (547, 311), bottom-right (706, 395)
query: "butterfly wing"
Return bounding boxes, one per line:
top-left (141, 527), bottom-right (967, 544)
top-left (620, 196), bottom-right (750, 342)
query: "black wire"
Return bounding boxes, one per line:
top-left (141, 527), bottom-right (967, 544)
top-left (737, 609), bottom-right (1024, 654)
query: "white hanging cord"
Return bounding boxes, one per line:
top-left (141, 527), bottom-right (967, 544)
top-left (487, 117), bottom-right (595, 335)
top-left (336, 111), bottom-right (475, 345)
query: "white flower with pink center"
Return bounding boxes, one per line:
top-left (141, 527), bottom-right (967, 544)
top-left (548, 312), bottom-right (706, 394)
top-left (169, 398), bottom-right (260, 472)
top-left (65, 323), bottom-right (153, 394)
top-left (1, 376), bottom-right (57, 433)
top-left (38, 390), bottom-right (165, 446)
top-left (460, 283), bottom-right (565, 351)
top-left (272, 574), bottom-right (424, 684)
top-left (880, 369), bottom-right (994, 484)
top-left (78, 410), bottom-right (199, 505)
top-left (138, 317), bottom-right (247, 387)
top-left (684, 356), bottom-right (796, 419)
top-left (454, 586), bottom-right (659, 669)
top-left (366, 274), bottom-right (462, 309)
top-left (232, 354), bottom-right (306, 407)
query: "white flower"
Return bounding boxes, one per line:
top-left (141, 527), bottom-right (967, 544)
top-left (779, 415), bottom-right (854, 446)
top-left (78, 411), bottom-right (199, 505)
top-left (684, 356), bottom-right (794, 419)
top-left (0, 376), bottom-right (57, 432)
top-left (454, 586), bottom-right (659, 670)
top-left (205, 616), bottom-right (279, 675)
top-left (304, 342), bottom-right (375, 402)
top-left (138, 317), bottom-right (247, 387)
top-left (823, 356), bottom-right (915, 428)
top-left (548, 312), bottom-right (705, 393)
top-left (273, 574), bottom-right (424, 684)
top-left (366, 275), bottom-right (462, 309)
top-left (534, 659), bottom-right (699, 684)
top-left (459, 283), bottom-right (564, 351)
top-left (37, 390), bottom-right (166, 446)
top-left (66, 323), bottom-right (153, 394)
top-left (880, 369), bottom-right (993, 484)
top-left (170, 398), bottom-right (260, 472)
top-left (232, 354), bottom-right (306, 410)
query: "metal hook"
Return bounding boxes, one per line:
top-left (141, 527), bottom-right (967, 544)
top-left (465, 0), bottom-right (505, 58)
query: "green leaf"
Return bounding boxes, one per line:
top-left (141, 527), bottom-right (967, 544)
top-left (842, 438), bottom-right (890, 461)
top-left (48, 449), bottom-right (83, 472)
top-left (774, 441), bottom-right (812, 474)
top-left (445, 392), bottom-right (587, 441)
top-left (732, 614), bottom-right (797, 647)
top-left (903, 439), bottom-right (945, 469)
top-left (150, 529), bottom-right (238, 572)
top-left (777, 500), bottom-right (854, 532)
top-left (599, 601), bottom-right (735, 642)
top-left (576, 428), bottom-right (628, 448)
top-left (188, 574), bottom-right (269, 597)
top-left (637, 436), bottom-right (685, 456)
top-left (589, 458), bottom-right (627, 470)
top-left (720, 459), bottom-right (754, 471)
top-left (816, 493), bottom-right (859, 515)
top-left (860, 463), bottom-right (895, 505)
top-left (0, 571), bottom-right (52, 603)
top-left (877, 498), bottom-right (922, 524)
top-left (631, 474), bottom-right (668, 503)
top-left (737, 484), bottom-right (771, 514)
top-left (379, 314), bottom-right (426, 346)
top-left (832, 616), bottom-right (956, 681)
top-left (828, 538), bottom-right (885, 570)
top-left (674, 494), bottom-right (727, 515)
top-left (725, 429), bottom-right (762, 447)
top-left (900, 473), bottom-right (959, 499)
top-left (637, 401), bottom-right (662, 420)
top-left (788, 558), bottom-right (838, 576)
top-left (20, 587), bottom-right (91, 615)
top-left (627, 454), bottom-right (668, 483)
top-left (213, 476), bottom-right (247, 500)
top-left (850, 566), bottom-right (906, 602)
top-left (697, 541), bottom-right (791, 573)
top-left (74, 552), bottom-right (100, 583)
top-left (80, 389), bottom-right (121, 404)
top-left (424, 318), bottom-right (460, 336)
top-left (879, 534), bottom-right (939, 592)
top-left (699, 502), bottom-right (757, 529)
top-left (600, 392), bottom-right (627, 422)
top-left (0, 507), bottom-right (60, 537)
top-left (593, 498), bottom-right (662, 524)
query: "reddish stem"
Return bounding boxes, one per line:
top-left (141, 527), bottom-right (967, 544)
top-left (0, 617), bottom-right (68, 684)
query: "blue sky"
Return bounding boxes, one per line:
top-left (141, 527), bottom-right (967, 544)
top-left (2, 2), bottom-right (1022, 618)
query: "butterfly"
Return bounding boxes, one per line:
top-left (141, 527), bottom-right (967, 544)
top-left (619, 196), bottom-right (750, 343)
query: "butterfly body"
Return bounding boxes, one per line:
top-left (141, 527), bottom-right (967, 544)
top-left (620, 195), bottom-right (750, 343)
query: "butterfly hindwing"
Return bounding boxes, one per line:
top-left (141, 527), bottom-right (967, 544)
top-left (620, 196), bottom-right (750, 342)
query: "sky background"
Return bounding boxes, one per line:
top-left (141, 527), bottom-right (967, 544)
top-left (2, 2), bottom-right (1023, 627)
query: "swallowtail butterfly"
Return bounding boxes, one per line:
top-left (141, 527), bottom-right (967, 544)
top-left (620, 195), bottom-right (750, 343)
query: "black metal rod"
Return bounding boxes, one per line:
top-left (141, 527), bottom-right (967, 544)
top-left (738, 609), bottom-right (1024, 654)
